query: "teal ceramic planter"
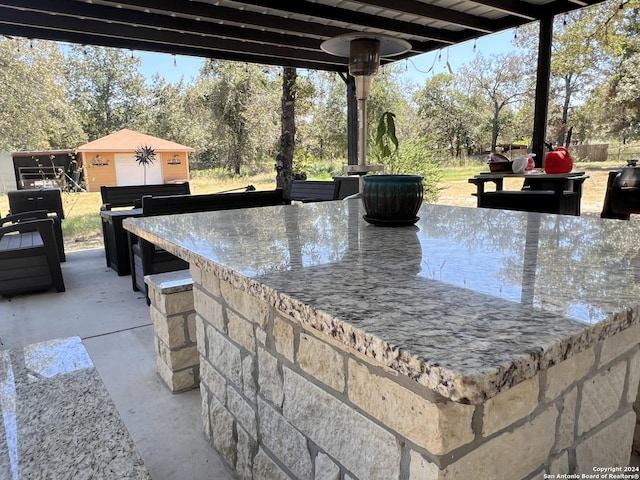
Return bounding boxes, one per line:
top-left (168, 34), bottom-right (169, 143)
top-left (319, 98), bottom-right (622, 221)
top-left (362, 174), bottom-right (424, 226)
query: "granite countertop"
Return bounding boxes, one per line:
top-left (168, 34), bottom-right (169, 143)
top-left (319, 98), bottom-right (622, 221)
top-left (124, 200), bottom-right (640, 404)
top-left (0, 336), bottom-right (150, 479)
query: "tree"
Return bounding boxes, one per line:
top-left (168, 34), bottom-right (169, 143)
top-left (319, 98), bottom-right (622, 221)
top-left (276, 67), bottom-right (297, 198)
top-left (414, 73), bottom-right (482, 157)
top-left (146, 75), bottom-right (196, 146)
top-left (0, 38), bottom-right (85, 151)
top-left (590, 0), bottom-right (640, 142)
top-left (202, 61), bottom-right (280, 175)
top-left (461, 53), bottom-right (532, 152)
top-left (302, 72), bottom-right (348, 164)
top-left (65, 46), bottom-right (150, 140)
top-left (514, 2), bottom-right (625, 145)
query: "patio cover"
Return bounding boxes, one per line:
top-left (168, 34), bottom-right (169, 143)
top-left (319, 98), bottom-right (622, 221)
top-left (0, 0), bottom-right (610, 160)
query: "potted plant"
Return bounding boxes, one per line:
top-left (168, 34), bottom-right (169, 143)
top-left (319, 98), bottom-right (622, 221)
top-left (135, 145), bottom-right (156, 185)
top-left (361, 112), bottom-right (424, 226)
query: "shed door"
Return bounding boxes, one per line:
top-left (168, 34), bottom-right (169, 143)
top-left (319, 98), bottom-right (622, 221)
top-left (114, 154), bottom-right (163, 186)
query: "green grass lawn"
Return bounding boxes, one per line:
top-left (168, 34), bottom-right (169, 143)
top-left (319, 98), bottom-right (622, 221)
top-left (0, 160), bottom-right (630, 250)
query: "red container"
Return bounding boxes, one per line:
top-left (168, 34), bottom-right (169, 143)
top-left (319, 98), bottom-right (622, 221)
top-left (544, 147), bottom-right (573, 174)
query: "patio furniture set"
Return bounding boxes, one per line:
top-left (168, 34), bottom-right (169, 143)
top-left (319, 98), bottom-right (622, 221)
top-left (99, 178), bottom-right (358, 301)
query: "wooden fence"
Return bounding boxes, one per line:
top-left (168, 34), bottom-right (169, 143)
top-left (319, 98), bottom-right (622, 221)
top-left (568, 144), bottom-right (609, 161)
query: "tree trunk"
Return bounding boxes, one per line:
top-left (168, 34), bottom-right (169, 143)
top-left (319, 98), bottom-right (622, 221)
top-left (557, 74), bottom-right (572, 146)
top-left (276, 67), bottom-right (296, 200)
top-left (491, 100), bottom-right (500, 152)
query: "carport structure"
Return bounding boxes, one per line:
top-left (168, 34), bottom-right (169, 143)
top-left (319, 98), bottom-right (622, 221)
top-left (0, 0), bottom-right (612, 163)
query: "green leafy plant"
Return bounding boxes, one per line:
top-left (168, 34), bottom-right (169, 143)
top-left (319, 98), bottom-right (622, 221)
top-left (135, 145), bottom-right (156, 184)
top-left (375, 112), bottom-right (399, 160)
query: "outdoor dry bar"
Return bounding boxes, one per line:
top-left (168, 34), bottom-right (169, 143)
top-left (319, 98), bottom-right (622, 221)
top-left (124, 200), bottom-right (640, 478)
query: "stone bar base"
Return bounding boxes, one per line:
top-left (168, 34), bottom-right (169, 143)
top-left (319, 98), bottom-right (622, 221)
top-left (192, 264), bottom-right (640, 479)
top-left (145, 270), bottom-right (199, 393)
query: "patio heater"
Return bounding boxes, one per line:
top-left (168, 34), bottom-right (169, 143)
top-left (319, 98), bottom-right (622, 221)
top-left (321, 33), bottom-right (411, 188)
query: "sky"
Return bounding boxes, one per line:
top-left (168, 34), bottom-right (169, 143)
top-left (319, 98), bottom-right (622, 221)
top-left (135, 29), bottom-right (519, 86)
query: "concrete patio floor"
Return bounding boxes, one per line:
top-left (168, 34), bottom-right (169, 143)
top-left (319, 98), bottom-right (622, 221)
top-left (0, 248), bottom-right (235, 480)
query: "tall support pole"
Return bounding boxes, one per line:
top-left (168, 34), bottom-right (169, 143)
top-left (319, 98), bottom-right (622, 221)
top-left (340, 72), bottom-right (358, 166)
top-left (531, 15), bottom-right (554, 167)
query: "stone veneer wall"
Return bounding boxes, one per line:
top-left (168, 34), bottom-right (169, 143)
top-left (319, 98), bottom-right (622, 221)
top-left (146, 271), bottom-right (199, 393)
top-left (191, 263), bottom-right (640, 479)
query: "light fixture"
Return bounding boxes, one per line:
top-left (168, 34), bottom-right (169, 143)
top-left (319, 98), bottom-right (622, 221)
top-left (168, 154), bottom-right (181, 165)
top-left (321, 33), bottom-right (411, 176)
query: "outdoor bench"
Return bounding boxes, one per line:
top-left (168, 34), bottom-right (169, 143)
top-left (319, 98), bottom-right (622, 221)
top-left (100, 182), bottom-right (191, 210)
top-left (129, 188), bottom-right (287, 303)
top-left (289, 180), bottom-right (339, 202)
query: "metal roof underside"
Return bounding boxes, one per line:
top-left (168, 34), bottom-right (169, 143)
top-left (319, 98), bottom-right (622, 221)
top-left (0, 0), bottom-right (606, 72)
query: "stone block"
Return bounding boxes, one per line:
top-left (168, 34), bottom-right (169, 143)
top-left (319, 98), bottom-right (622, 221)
top-left (258, 397), bottom-right (313, 480)
top-left (189, 264), bottom-right (202, 285)
top-left (162, 289), bottom-right (194, 316)
top-left (200, 268), bottom-right (221, 298)
top-left (187, 313), bottom-right (197, 344)
top-left (314, 452), bottom-right (340, 480)
top-left (155, 356), bottom-right (197, 392)
top-left (298, 333), bottom-right (345, 393)
top-left (207, 325), bottom-right (242, 385)
top-left (556, 386), bottom-right (577, 453)
top-left (221, 281), bottom-right (269, 328)
top-left (274, 315), bottom-right (295, 363)
top-left (628, 349), bottom-right (640, 405)
top-left (443, 406), bottom-right (557, 479)
top-left (237, 425), bottom-right (258, 480)
top-left (200, 356), bottom-right (227, 405)
top-left (242, 354), bottom-right (257, 400)
top-left (228, 310), bottom-right (256, 352)
top-left (258, 347), bottom-right (283, 408)
top-left (196, 314), bottom-right (206, 357)
top-left (209, 393), bottom-right (237, 469)
top-left (545, 347), bottom-right (595, 400)
top-left (256, 326), bottom-right (267, 346)
top-left (600, 323), bottom-right (640, 367)
top-left (227, 385), bottom-right (257, 439)
top-left (575, 410), bottom-right (635, 471)
top-left (634, 417), bottom-right (640, 453)
top-left (151, 306), bottom-right (187, 348)
top-left (483, 376), bottom-right (539, 437)
top-left (348, 360), bottom-right (474, 455)
top-left (253, 448), bottom-right (291, 480)
top-left (194, 287), bottom-right (225, 332)
top-left (578, 361), bottom-right (626, 435)
top-left (549, 451), bottom-right (569, 475)
top-left (283, 367), bottom-right (401, 480)
top-left (201, 390), bottom-right (211, 441)
top-left (409, 450), bottom-right (439, 480)
top-left (157, 343), bottom-right (199, 371)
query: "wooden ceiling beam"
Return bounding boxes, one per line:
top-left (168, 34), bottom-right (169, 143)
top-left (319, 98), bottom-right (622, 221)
top-left (0, 0), bottom-right (327, 52)
top-left (92, 0), bottom-right (467, 43)
top-left (0, 8), bottom-right (346, 68)
top-left (0, 22), bottom-right (348, 72)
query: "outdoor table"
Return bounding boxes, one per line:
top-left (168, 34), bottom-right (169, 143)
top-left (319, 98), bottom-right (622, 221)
top-left (100, 208), bottom-right (142, 275)
top-left (124, 200), bottom-right (640, 478)
top-left (469, 171), bottom-right (589, 215)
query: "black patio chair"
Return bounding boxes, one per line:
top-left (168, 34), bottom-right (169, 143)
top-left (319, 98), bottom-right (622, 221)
top-left (0, 211), bottom-right (65, 296)
top-left (7, 188), bottom-right (66, 261)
